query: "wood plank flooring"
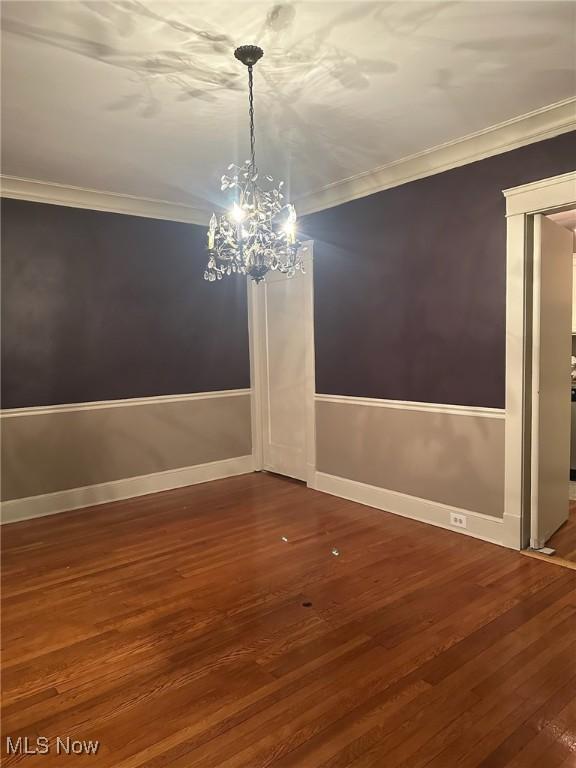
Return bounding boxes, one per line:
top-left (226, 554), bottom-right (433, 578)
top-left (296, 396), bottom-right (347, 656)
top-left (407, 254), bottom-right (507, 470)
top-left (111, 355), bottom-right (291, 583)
top-left (2, 473), bottom-right (576, 767)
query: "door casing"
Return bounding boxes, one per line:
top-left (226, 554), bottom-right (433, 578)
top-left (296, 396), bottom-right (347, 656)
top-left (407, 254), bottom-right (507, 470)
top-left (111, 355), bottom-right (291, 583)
top-left (503, 171), bottom-right (576, 549)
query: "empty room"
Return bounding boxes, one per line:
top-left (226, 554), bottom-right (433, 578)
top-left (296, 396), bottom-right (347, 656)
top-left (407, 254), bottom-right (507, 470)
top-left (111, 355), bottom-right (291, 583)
top-left (1, 2), bottom-right (576, 766)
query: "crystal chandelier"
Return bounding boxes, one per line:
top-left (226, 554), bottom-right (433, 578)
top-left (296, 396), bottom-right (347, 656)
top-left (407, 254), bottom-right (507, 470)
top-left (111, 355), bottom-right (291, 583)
top-left (205, 45), bottom-right (302, 284)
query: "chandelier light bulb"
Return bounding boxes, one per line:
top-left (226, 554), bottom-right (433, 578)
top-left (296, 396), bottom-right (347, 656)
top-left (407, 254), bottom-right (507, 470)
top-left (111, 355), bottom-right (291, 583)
top-left (204, 45), bottom-right (303, 284)
top-left (283, 204), bottom-right (297, 244)
top-left (230, 202), bottom-right (246, 223)
top-left (207, 213), bottom-right (217, 251)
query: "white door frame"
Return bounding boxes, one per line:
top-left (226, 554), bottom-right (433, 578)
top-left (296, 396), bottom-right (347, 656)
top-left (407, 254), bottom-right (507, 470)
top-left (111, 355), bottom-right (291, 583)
top-left (503, 171), bottom-right (576, 549)
top-left (247, 240), bottom-right (316, 486)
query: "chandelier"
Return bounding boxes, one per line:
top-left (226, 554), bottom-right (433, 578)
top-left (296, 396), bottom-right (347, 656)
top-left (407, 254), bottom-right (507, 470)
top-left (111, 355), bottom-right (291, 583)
top-left (204, 45), bottom-right (302, 284)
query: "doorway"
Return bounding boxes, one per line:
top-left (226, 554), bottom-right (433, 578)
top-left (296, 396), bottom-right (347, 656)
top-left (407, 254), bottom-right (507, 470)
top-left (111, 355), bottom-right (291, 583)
top-left (529, 211), bottom-right (576, 560)
top-left (503, 170), bottom-right (576, 563)
top-left (248, 241), bottom-right (316, 486)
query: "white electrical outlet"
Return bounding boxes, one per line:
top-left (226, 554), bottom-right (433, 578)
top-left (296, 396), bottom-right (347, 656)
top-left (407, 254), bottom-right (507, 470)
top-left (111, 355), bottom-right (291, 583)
top-left (449, 512), bottom-right (467, 529)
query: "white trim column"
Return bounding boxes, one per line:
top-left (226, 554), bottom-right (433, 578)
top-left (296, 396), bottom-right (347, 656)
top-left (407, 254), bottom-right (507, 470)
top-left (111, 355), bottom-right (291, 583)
top-left (247, 241), bottom-right (316, 484)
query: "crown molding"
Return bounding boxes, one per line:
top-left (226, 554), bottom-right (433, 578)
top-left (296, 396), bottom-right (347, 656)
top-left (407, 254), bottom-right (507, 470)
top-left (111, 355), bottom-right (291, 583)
top-left (0, 176), bottom-right (211, 226)
top-left (295, 98), bottom-right (576, 216)
top-left (2, 98), bottom-right (574, 223)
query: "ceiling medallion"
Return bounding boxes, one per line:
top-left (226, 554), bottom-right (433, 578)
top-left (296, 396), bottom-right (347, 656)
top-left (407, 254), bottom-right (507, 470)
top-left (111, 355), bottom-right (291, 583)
top-left (205, 45), bottom-right (302, 284)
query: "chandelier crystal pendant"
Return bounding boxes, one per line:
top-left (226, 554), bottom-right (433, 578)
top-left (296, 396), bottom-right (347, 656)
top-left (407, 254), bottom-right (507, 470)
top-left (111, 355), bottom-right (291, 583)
top-left (204, 45), bottom-right (302, 284)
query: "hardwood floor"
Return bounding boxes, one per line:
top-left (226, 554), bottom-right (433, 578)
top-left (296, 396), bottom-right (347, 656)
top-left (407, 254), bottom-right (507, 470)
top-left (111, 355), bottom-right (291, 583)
top-left (2, 473), bottom-right (576, 767)
top-left (547, 501), bottom-right (576, 563)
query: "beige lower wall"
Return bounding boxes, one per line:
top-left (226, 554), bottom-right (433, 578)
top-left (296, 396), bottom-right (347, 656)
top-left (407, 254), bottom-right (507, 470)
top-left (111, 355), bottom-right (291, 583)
top-left (1, 394), bottom-right (252, 500)
top-left (316, 400), bottom-right (505, 518)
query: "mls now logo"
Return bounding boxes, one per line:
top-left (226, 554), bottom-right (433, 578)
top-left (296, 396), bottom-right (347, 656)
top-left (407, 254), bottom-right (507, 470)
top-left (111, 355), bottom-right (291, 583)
top-left (6, 736), bottom-right (100, 755)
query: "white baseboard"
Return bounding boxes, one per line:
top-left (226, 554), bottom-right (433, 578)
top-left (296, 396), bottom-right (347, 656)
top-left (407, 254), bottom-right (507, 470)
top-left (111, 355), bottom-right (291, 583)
top-left (314, 471), bottom-right (508, 548)
top-left (1, 455), bottom-right (254, 524)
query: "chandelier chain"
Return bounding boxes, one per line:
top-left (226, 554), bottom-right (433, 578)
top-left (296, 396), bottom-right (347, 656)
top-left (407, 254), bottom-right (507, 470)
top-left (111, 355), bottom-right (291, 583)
top-left (248, 65), bottom-right (257, 173)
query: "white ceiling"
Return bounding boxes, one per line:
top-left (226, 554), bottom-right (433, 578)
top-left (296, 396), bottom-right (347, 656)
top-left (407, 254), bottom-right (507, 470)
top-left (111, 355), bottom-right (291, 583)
top-left (2, 1), bottom-right (575, 211)
top-left (548, 209), bottom-right (576, 232)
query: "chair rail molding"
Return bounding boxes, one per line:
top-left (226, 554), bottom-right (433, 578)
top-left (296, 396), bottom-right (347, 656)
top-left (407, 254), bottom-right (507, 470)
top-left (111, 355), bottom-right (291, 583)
top-left (315, 393), bottom-right (505, 419)
top-left (0, 389), bottom-right (251, 418)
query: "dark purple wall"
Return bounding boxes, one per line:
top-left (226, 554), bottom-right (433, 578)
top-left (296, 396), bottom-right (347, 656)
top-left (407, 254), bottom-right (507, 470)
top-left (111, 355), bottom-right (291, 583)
top-left (303, 131), bottom-right (576, 409)
top-left (1, 199), bottom-right (250, 408)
